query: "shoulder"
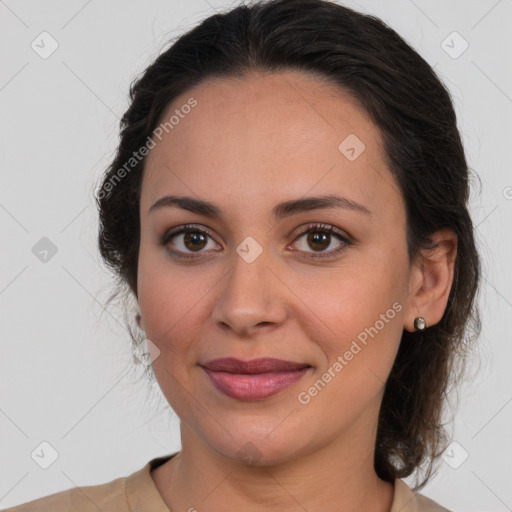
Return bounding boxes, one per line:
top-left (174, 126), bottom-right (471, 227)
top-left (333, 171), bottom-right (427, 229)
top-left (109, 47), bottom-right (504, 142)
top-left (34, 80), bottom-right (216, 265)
top-left (0, 471), bottom-right (133, 512)
top-left (417, 493), bottom-right (452, 512)
top-left (0, 455), bottom-right (174, 512)
top-left (392, 479), bottom-right (452, 512)
top-left (0, 473), bottom-right (129, 512)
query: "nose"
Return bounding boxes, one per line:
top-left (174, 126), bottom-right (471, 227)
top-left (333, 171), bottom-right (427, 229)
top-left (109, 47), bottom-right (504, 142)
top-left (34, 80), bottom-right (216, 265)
top-left (211, 246), bottom-right (289, 338)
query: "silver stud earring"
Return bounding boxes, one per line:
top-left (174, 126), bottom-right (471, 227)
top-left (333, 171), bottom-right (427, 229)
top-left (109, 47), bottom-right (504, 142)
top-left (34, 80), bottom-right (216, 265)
top-left (414, 317), bottom-right (426, 331)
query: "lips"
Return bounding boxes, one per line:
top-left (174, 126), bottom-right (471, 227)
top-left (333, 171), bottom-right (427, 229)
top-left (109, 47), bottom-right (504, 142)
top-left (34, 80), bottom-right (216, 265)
top-left (200, 357), bottom-right (311, 401)
top-left (201, 357), bottom-right (309, 373)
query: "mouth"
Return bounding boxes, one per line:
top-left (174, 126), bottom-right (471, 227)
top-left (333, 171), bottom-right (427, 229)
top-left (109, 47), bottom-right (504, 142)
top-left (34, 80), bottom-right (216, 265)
top-left (200, 357), bottom-right (312, 401)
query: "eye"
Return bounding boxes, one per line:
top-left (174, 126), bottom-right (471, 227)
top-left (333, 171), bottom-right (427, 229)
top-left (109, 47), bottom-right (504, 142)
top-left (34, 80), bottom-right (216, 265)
top-left (159, 222), bottom-right (352, 261)
top-left (290, 223), bottom-right (352, 259)
top-left (159, 224), bottom-right (220, 259)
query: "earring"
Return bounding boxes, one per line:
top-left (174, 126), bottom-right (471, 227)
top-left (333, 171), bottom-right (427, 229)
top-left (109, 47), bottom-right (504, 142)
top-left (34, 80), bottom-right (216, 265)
top-left (414, 317), bottom-right (426, 331)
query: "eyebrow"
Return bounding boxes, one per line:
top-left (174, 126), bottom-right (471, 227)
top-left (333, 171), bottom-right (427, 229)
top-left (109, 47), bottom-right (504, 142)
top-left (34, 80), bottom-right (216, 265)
top-left (148, 194), bottom-right (372, 220)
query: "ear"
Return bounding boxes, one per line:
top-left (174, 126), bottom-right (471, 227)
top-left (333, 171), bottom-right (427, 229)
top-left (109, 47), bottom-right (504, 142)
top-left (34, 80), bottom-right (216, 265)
top-left (403, 228), bottom-right (457, 333)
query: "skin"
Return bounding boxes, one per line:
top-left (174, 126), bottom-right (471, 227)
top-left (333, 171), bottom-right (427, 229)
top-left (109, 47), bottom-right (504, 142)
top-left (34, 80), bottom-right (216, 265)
top-left (136, 70), bottom-right (457, 512)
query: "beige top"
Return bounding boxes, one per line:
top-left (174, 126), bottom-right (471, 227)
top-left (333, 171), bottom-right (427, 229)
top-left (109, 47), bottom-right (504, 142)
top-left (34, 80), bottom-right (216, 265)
top-left (1, 452), bottom-right (450, 512)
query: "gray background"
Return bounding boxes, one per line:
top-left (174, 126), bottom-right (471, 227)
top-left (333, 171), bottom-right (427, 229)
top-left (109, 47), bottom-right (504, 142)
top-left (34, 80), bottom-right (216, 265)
top-left (1, 0), bottom-right (511, 510)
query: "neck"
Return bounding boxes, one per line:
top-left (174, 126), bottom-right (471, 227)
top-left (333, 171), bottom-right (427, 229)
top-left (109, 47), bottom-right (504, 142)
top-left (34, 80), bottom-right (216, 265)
top-left (153, 423), bottom-right (394, 512)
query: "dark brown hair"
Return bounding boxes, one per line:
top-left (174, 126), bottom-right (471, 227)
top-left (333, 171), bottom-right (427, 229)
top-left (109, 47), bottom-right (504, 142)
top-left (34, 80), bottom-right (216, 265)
top-left (95, 0), bottom-right (481, 490)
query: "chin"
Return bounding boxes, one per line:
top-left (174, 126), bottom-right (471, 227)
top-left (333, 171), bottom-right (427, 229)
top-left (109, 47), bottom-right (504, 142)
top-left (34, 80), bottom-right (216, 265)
top-left (202, 419), bottom-right (311, 468)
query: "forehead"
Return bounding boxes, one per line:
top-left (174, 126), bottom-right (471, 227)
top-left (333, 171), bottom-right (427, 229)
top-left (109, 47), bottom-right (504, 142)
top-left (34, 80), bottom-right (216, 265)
top-left (141, 70), bottom-right (402, 220)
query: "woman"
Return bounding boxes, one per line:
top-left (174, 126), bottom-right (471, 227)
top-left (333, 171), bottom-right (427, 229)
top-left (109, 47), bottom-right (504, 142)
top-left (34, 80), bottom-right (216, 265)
top-left (3, 0), bottom-right (480, 510)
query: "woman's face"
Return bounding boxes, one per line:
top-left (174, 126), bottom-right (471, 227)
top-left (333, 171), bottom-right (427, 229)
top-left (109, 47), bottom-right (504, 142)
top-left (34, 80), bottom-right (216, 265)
top-left (137, 70), bottom-right (414, 465)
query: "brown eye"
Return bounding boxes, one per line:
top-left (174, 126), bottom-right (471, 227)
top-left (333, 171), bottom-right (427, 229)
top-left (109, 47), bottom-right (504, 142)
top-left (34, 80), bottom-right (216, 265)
top-left (292, 224), bottom-right (352, 260)
top-left (182, 231), bottom-right (208, 252)
top-left (159, 224), bottom-right (220, 259)
top-left (306, 230), bottom-right (331, 251)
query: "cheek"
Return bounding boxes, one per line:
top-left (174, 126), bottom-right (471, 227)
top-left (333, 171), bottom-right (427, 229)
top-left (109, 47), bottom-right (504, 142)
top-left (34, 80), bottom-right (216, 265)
top-left (294, 272), bottom-right (405, 423)
top-left (137, 244), bottom-right (184, 345)
top-left (137, 246), bottom-right (216, 357)
top-left (295, 250), bottom-right (407, 370)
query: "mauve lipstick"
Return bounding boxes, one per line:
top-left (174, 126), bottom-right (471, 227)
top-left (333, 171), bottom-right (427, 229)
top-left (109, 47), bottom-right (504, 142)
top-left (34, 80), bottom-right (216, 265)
top-left (200, 357), bottom-right (311, 401)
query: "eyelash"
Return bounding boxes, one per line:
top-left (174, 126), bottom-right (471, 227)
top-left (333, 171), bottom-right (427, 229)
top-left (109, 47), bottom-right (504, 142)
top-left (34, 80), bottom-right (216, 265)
top-left (158, 223), bottom-right (353, 261)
